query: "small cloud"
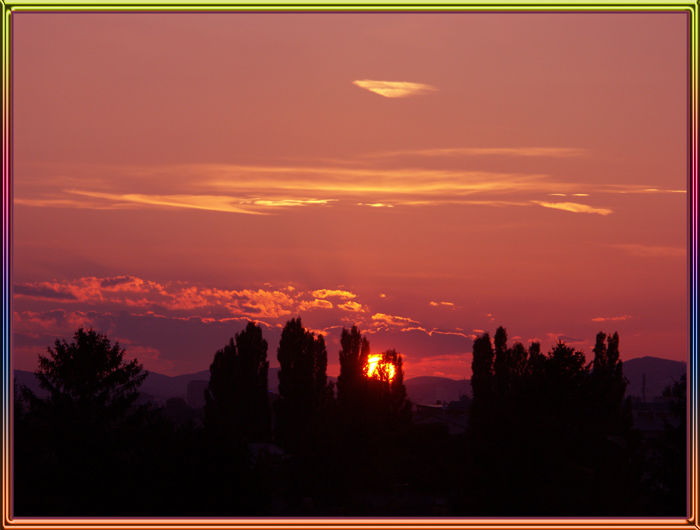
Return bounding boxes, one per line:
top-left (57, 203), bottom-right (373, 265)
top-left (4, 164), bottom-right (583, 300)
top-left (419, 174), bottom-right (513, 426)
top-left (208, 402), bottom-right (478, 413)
top-left (592, 315), bottom-right (633, 322)
top-left (339, 301), bottom-right (363, 312)
top-left (611, 187), bottom-right (686, 194)
top-left (353, 79), bottom-right (437, 98)
top-left (556, 334), bottom-right (586, 344)
top-left (430, 301), bottom-right (455, 307)
top-left (639, 188), bottom-right (686, 194)
top-left (311, 289), bottom-right (357, 299)
top-left (572, 193), bottom-right (590, 197)
top-left (299, 299), bottom-right (334, 311)
top-left (100, 276), bottom-right (138, 289)
top-left (379, 293), bottom-right (386, 298)
top-left (358, 203), bottom-right (394, 208)
top-left (251, 198), bottom-right (335, 207)
top-left (532, 200), bottom-right (612, 216)
top-left (371, 313), bottom-right (419, 327)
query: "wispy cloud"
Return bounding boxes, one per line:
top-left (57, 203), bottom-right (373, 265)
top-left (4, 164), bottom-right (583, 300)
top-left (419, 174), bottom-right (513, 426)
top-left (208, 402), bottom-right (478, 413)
top-left (353, 79), bottom-right (437, 98)
top-left (373, 147), bottom-right (588, 158)
top-left (14, 284), bottom-right (78, 301)
top-left (591, 315), bottom-right (633, 322)
top-left (371, 313), bottom-right (420, 328)
top-left (67, 190), bottom-right (270, 215)
top-left (531, 200), bottom-right (613, 216)
top-left (358, 203), bottom-right (394, 208)
top-left (17, 160), bottom-right (684, 219)
top-left (608, 244), bottom-right (685, 258)
top-left (249, 198), bottom-right (336, 207)
top-left (613, 188), bottom-right (686, 194)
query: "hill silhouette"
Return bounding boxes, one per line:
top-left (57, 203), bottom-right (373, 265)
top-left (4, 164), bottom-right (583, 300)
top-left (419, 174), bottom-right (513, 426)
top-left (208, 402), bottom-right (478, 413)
top-left (13, 355), bottom-right (686, 406)
top-left (622, 356), bottom-right (686, 400)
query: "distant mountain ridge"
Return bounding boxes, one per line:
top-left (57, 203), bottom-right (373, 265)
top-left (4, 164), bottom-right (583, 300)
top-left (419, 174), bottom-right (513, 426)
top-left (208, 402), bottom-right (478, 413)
top-left (621, 356), bottom-right (686, 400)
top-left (13, 356), bottom-right (686, 406)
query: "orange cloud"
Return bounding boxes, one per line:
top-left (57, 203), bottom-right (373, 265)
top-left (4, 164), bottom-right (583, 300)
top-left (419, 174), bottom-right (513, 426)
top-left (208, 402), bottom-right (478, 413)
top-left (250, 198), bottom-right (335, 207)
top-left (371, 313), bottom-right (419, 327)
top-left (67, 190), bottom-right (269, 215)
top-left (531, 200), bottom-right (613, 216)
top-left (613, 188), bottom-right (686, 194)
top-left (352, 79), bottom-right (437, 98)
top-left (299, 299), bottom-right (334, 310)
top-left (591, 315), bottom-right (633, 322)
top-left (338, 301), bottom-right (363, 312)
top-left (311, 289), bottom-right (357, 299)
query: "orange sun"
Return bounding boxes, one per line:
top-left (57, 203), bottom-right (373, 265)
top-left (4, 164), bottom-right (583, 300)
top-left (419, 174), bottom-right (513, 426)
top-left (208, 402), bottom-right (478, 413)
top-left (365, 354), bottom-right (396, 381)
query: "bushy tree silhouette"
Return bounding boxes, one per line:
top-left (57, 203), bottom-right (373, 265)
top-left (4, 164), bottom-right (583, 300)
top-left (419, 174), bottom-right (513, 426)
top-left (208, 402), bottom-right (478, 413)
top-left (16, 328), bottom-right (149, 515)
top-left (21, 327), bottom-right (147, 428)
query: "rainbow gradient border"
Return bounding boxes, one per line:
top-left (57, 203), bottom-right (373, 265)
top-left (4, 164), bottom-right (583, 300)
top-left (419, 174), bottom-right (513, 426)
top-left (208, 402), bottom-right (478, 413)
top-left (1, 2), bottom-right (697, 529)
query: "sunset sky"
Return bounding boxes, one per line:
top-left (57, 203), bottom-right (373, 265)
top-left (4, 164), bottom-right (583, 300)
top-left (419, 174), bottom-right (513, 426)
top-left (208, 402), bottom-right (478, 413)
top-left (12, 12), bottom-right (689, 379)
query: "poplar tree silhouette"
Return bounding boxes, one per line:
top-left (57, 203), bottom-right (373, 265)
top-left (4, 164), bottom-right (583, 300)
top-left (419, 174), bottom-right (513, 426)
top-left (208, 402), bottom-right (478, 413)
top-left (590, 331), bottom-right (629, 434)
top-left (204, 321), bottom-right (270, 442)
top-left (274, 317), bottom-right (332, 449)
top-left (336, 325), bottom-right (370, 415)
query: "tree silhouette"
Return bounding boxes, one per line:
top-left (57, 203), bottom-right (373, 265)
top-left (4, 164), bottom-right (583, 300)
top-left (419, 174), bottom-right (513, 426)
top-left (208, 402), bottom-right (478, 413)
top-left (204, 320), bottom-right (270, 442)
top-left (590, 331), bottom-right (629, 434)
top-left (235, 321), bottom-right (271, 440)
top-left (464, 327), bottom-right (649, 515)
top-left (468, 332), bottom-right (494, 431)
top-left (16, 328), bottom-right (149, 515)
top-left (275, 317), bottom-right (332, 449)
top-left (21, 327), bottom-right (147, 428)
top-left (336, 325), bottom-right (370, 414)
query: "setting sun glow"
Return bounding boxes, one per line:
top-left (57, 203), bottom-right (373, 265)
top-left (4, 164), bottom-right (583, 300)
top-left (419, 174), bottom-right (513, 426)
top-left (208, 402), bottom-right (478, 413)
top-left (365, 354), bottom-right (396, 381)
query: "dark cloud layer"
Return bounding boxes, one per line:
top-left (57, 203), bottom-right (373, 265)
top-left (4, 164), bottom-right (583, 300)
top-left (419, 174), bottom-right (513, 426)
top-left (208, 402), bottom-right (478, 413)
top-left (14, 284), bottom-right (77, 300)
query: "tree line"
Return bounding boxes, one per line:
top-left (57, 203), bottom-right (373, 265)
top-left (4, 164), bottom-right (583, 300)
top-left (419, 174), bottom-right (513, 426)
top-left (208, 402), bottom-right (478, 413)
top-left (13, 322), bottom-right (686, 516)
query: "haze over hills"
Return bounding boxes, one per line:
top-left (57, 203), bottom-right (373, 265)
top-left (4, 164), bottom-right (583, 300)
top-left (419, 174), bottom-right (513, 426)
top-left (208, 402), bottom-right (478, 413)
top-left (14, 356), bottom-right (686, 407)
top-left (622, 356), bottom-right (687, 400)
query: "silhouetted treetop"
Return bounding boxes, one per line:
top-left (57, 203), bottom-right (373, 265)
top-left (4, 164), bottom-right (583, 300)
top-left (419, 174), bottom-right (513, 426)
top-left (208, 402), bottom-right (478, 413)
top-left (275, 317), bottom-right (332, 449)
top-left (22, 327), bottom-right (147, 425)
top-left (204, 320), bottom-right (270, 441)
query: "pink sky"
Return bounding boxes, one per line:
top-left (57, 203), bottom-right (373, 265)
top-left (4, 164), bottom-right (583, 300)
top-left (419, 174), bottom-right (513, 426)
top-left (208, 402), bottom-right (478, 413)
top-left (12, 12), bottom-right (688, 378)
